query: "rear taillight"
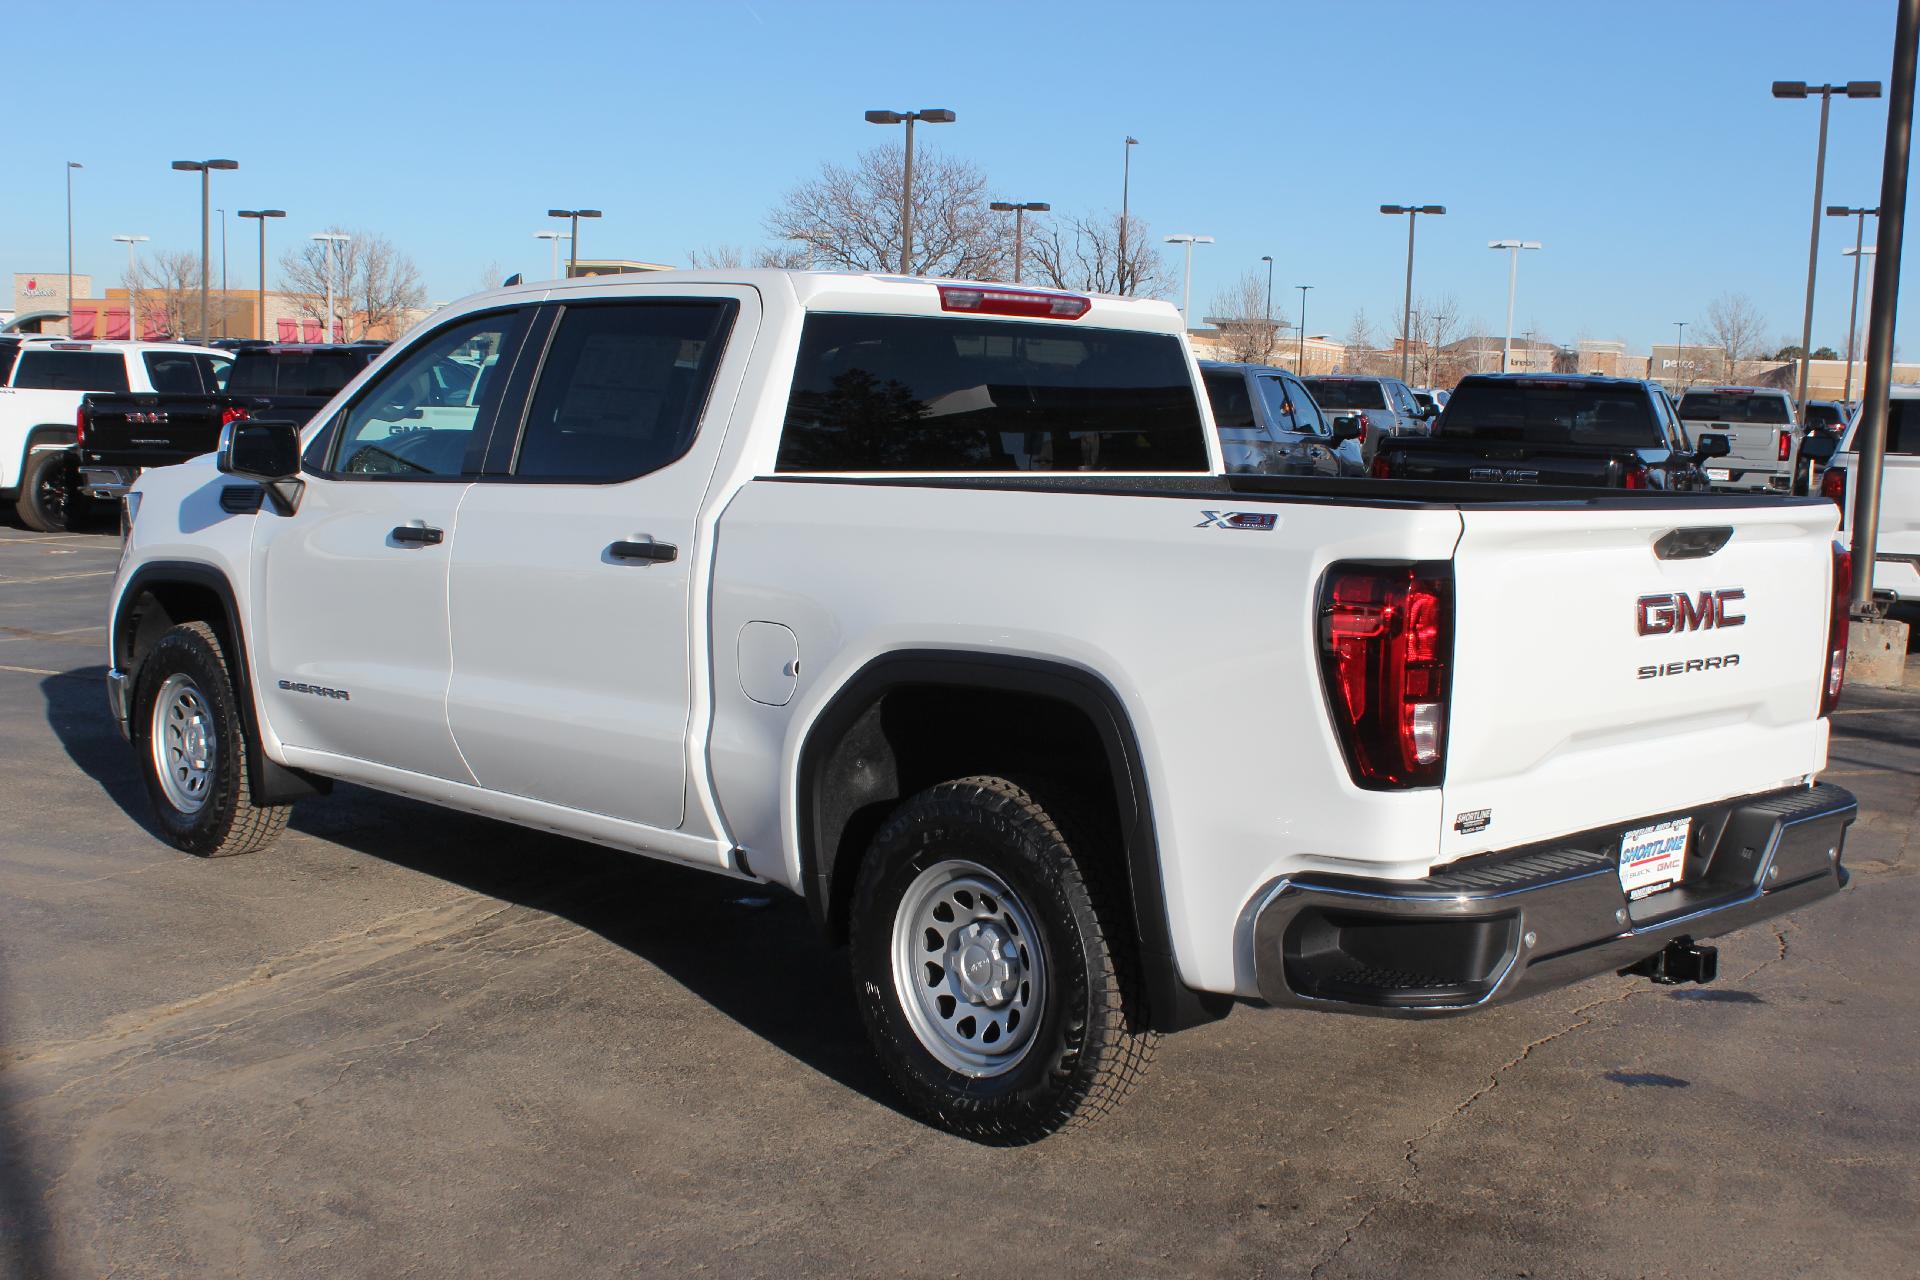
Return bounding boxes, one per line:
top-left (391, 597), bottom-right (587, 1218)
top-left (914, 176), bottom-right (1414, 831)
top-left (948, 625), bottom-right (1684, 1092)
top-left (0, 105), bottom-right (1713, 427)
top-left (1317, 563), bottom-right (1453, 789)
top-left (1777, 430), bottom-right (1793, 461)
top-left (220, 405), bottom-right (249, 427)
top-left (1370, 452), bottom-right (1393, 479)
top-left (1355, 412), bottom-right (1371, 444)
top-left (1822, 543), bottom-right (1851, 716)
top-left (937, 285), bottom-right (1090, 319)
top-left (76, 404), bottom-right (86, 448)
top-left (1821, 465), bottom-right (1847, 514)
top-left (1623, 461), bottom-right (1651, 489)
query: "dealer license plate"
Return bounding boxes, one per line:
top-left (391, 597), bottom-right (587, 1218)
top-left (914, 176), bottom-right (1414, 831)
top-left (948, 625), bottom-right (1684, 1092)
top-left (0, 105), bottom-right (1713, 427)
top-left (1706, 467), bottom-right (1732, 481)
top-left (1619, 818), bottom-right (1690, 900)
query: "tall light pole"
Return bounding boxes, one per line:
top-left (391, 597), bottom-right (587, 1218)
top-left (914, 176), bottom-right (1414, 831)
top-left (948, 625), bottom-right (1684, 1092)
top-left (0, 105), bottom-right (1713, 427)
top-left (1774, 79), bottom-right (1881, 423)
top-left (989, 201), bottom-right (1048, 283)
top-left (1120, 136), bottom-right (1139, 294)
top-left (216, 208), bottom-right (230, 336)
top-left (1163, 234), bottom-right (1213, 321)
top-left (1381, 204), bottom-right (1445, 382)
top-left (311, 232), bottom-right (349, 342)
top-left (237, 210), bottom-right (284, 341)
top-left (1674, 321), bottom-right (1689, 390)
top-left (546, 208), bottom-right (601, 276)
top-left (1487, 240), bottom-right (1542, 373)
top-left (1829, 204), bottom-right (1879, 404)
top-left (112, 234), bottom-right (148, 340)
top-left (171, 159), bottom-right (238, 342)
top-left (864, 109), bottom-right (956, 274)
top-left (1295, 284), bottom-right (1312, 372)
top-left (65, 161), bottom-right (83, 333)
top-left (534, 230), bottom-right (570, 279)
top-left (1260, 255), bottom-right (1275, 347)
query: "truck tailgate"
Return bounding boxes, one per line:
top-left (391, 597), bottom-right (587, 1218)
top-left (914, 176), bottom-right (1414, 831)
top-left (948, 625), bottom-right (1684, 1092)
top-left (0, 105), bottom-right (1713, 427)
top-left (80, 394), bottom-right (225, 467)
top-left (1439, 500), bottom-right (1836, 862)
top-left (1696, 419), bottom-right (1788, 470)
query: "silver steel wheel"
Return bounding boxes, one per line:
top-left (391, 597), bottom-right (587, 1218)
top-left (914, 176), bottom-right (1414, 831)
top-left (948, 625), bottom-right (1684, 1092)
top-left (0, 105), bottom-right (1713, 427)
top-left (891, 859), bottom-right (1046, 1077)
top-left (150, 673), bottom-right (215, 815)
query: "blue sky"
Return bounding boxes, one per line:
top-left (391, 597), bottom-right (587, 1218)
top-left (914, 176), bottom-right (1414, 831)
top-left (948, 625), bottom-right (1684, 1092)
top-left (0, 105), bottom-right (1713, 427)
top-left (4, 0), bottom-right (1912, 355)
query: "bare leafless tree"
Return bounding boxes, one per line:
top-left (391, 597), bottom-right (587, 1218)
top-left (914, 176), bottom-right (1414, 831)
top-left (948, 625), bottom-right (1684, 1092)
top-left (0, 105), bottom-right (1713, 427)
top-left (1412, 294), bottom-right (1464, 386)
top-left (476, 261), bottom-right (504, 292)
top-left (1342, 309), bottom-right (1375, 373)
top-left (279, 228), bottom-right (426, 341)
top-left (1024, 212), bottom-right (1172, 298)
top-left (128, 250), bottom-right (201, 340)
top-left (687, 242), bottom-right (815, 270)
top-left (766, 144), bottom-right (1010, 279)
top-left (1702, 292), bottom-right (1768, 372)
top-left (1205, 268), bottom-right (1284, 364)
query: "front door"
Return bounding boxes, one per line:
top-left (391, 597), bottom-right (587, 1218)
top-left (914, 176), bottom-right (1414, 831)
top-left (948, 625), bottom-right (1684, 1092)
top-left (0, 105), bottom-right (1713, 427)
top-left (446, 290), bottom-right (753, 835)
top-left (250, 308), bottom-right (532, 780)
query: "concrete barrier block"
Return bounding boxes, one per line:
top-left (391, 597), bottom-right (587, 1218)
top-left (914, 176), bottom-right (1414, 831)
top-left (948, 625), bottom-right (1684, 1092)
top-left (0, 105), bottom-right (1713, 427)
top-left (1846, 617), bottom-right (1910, 688)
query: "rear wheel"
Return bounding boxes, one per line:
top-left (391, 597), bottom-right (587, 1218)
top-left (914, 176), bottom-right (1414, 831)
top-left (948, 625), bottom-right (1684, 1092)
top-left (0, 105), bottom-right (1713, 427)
top-left (849, 775), bottom-right (1155, 1143)
top-left (131, 621), bottom-right (289, 857)
top-left (14, 448), bottom-right (72, 532)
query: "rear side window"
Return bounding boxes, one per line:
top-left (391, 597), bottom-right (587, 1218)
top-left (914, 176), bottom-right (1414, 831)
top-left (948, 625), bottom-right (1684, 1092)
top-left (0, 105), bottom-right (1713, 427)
top-left (0, 344), bottom-right (18, 384)
top-left (1204, 373), bottom-right (1258, 429)
top-left (512, 301), bottom-right (735, 481)
top-left (13, 350), bottom-right (129, 392)
top-left (1804, 403), bottom-right (1844, 429)
top-left (1439, 381), bottom-right (1659, 448)
top-left (777, 314), bottom-right (1209, 473)
top-left (143, 351), bottom-right (220, 394)
top-left (1282, 376), bottom-right (1329, 434)
top-left (1303, 379), bottom-right (1387, 411)
top-left (229, 349), bottom-right (376, 398)
top-left (1888, 400), bottom-right (1920, 455)
top-left (1676, 391), bottom-right (1792, 424)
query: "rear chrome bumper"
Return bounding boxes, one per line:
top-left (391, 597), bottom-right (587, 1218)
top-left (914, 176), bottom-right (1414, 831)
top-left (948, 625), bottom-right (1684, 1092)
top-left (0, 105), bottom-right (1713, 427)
top-left (79, 467), bottom-right (136, 500)
top-left (1250, 783), bottom-right (1854, 1016)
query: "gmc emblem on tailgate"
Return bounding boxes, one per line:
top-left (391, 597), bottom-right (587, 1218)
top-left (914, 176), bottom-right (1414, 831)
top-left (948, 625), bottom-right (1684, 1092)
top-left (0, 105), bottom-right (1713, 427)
top-left (127, 411), bottom-right (167, 424)
top-left (1637, 589), bottom-right (1746, 635)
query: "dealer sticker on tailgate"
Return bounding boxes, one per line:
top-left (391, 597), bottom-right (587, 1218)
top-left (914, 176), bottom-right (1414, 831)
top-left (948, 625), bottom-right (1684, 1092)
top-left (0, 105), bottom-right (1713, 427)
top-left (1618, 818), bottom-right (1690, 899)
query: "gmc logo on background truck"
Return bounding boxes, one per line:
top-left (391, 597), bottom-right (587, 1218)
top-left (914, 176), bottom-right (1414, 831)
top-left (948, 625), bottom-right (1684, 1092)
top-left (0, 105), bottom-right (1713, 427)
top-left (1637, 589), bottom-right (1746, 636)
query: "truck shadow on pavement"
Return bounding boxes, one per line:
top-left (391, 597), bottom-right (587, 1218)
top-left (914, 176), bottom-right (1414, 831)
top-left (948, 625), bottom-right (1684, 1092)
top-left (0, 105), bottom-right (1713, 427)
top-left (39, 665), bottom-right (900, 1117)
top-left (0, 991), bottom-right (60, 1280)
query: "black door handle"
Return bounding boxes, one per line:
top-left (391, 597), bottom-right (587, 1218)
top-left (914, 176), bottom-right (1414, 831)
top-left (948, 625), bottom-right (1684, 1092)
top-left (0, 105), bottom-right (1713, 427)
top-left (391, 525), bottom-right (443, 546)
top-left (608, 540), bottom-right (677, 563)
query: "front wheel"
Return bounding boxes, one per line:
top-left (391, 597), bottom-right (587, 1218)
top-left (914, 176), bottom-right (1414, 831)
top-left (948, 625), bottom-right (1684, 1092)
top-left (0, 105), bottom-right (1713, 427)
top-left (130, 621), bottom-right (289, 857)
top-left (849, 776), bottom-right (1155, 1143)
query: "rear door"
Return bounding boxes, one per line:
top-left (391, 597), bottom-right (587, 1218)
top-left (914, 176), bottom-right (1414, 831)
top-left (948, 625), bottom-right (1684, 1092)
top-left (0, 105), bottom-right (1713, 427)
top-left (445, 288), bottom-right (754, 852)
top-left (1847, 397), bottom-right (1920, 599)
top-left (2, 347), bottom-right (129, 488)
top-left (1440, 499), bottom-right (1837, 862)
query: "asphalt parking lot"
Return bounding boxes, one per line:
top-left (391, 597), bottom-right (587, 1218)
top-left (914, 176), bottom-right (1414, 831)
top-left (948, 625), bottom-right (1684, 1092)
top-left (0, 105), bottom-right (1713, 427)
top-left (1, 528), bottom-right (1916, 1279)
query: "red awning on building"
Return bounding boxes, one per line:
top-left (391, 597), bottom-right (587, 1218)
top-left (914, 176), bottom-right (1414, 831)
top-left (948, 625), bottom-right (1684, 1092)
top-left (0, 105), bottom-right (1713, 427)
top-left (68, 306), bottom-right (98, 339)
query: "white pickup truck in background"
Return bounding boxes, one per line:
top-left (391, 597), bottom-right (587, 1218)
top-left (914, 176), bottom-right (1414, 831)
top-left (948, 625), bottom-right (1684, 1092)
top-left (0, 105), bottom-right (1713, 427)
top-left (0, 339), bottom-right (231, 530)
top-left (1678, 385), bottom-right (1802, 493)
top-left (1824, 384), bottom-right (1920, 604)
top-left (106, 271), bottom-right (1857, 1141)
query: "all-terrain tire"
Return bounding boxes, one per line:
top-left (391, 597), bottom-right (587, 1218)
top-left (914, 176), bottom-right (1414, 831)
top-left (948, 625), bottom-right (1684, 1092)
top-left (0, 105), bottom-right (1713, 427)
top-left (14, 448), bottom-right (72, 532)
top-left (849, 775), bottom-right (1156, 1143)
top-left (130, 621), bottom-right (289, 857)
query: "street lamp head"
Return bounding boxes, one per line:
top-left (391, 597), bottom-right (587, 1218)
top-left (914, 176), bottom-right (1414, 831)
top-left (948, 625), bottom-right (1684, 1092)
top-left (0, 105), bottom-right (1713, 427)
top-left (1125, 135), bottom-right (1139, 146)
top-left (576, 209), bottom-right (602, 219)
top-left (1416, 205), bottom-right (1446, 215)
top-left (1024, 202), bottom-right (1050, 212)
top-left (1380, 204), bottom-right (1408, 214)
top-left (1261, 255), bottom-right (1272, 263)
top-left (918, 109), bottom-right (956, 123)
top-left (1846, 81), bottom-right (1883, 98)
top-left (1772, 80), bottom-right (1809, 98)
top-left (547, 208), bottom-right (571, 217)
top-left (864, 109), bottom-right (905, 124)
top-left (172, 160), bottom-right (203, 171)
top-left (990, 202), bottom-right (1015, 212)
top-left (208, 159), bottom-right (239, 170)
top-left (67, 160), bottom-right (83, 170)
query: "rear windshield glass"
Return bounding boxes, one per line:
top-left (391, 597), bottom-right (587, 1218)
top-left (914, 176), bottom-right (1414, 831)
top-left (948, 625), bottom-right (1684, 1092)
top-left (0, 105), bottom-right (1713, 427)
top-left (1677, 391), bottom-right (1791, 424)
top-left (1438, 381), bottom-right (1658, 448)
top-left (12, 350), bottom-right (128, 392)
top-left (1302, 379), bottom-right (1387, 410)
top-left (1203, 372), bottom-right (1257, 429)
top-left (227, 349), bottom-right (375, 398)
top-left (1803, 402), bottom-right (1844, 428)
top-left (777, 314), bottom-right (1209, 472)
top-left (1886, 399), bottom-right (1920, 455)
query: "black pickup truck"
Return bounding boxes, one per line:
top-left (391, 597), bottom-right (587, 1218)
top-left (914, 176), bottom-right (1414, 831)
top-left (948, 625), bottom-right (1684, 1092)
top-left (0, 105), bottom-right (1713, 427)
top-left (1370, 373), bottom-right (1729, 490)
top-left (75, 342), bottom-right (385, 500)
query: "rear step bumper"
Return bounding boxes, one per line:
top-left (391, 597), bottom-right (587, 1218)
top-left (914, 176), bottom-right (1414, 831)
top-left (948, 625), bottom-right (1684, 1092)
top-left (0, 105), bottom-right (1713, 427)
top-left (1250, 783), bottom-right (1854, 1016)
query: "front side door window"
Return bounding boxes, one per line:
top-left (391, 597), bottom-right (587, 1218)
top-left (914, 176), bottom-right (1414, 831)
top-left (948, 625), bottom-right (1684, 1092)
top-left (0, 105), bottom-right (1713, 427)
top-left (325, 312), bottom-right (526, 479)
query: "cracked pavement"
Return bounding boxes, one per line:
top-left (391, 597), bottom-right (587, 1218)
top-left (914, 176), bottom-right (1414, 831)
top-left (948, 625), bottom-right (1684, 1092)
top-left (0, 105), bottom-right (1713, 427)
top-left (2, 530), bottom-right (1916, 1279)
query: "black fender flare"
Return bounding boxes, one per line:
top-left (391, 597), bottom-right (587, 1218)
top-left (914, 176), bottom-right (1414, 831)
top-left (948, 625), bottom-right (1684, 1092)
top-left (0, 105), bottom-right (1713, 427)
top-left (796, 649), bottom-right (1230, 1032)
top-left (114, 559), bottom-right (328, 805)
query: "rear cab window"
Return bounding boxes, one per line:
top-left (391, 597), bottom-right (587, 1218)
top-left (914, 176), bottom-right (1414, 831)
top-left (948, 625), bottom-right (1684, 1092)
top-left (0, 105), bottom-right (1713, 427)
top-left (1438, 379), bottom-right (1660, 448)
top-left (776, 314), bottom-right (1209, 472)
top-left (13, 349), bottom-right (129, 392)
top-left (229, 348), bottom-right (378, 398)
top-left (1203, 371), bottom-right (1259, 431)
top-left (1676, 390), bottom-right (1792, 424)
top-left (142, 351), bottom-right (228, 395)
top-left (1302, 379), bottom-right (1387, 411)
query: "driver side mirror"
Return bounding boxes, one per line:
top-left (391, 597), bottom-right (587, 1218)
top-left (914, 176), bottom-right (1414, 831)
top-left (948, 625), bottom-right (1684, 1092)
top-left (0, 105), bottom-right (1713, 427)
top-left (1799, 432), bottom-right (1838, 464)
top-left (1329, 415), bottom-right (1363, 443)
top-left (217, 419), bottom-right (305, 514)
top-left (1694, 432), bottom-right (1732, 460)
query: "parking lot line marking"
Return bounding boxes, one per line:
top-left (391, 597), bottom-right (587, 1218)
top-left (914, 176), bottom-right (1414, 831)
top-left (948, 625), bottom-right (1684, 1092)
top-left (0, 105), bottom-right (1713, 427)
top-left (0, 570), bottom-right (117, 584)
top-left (0, 662), bottom-right (63, 676)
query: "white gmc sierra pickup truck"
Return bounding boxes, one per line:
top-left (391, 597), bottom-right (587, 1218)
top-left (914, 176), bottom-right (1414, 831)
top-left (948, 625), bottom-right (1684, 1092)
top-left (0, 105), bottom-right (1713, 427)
top-left (107, 271), bottom-right (1857, 1142)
